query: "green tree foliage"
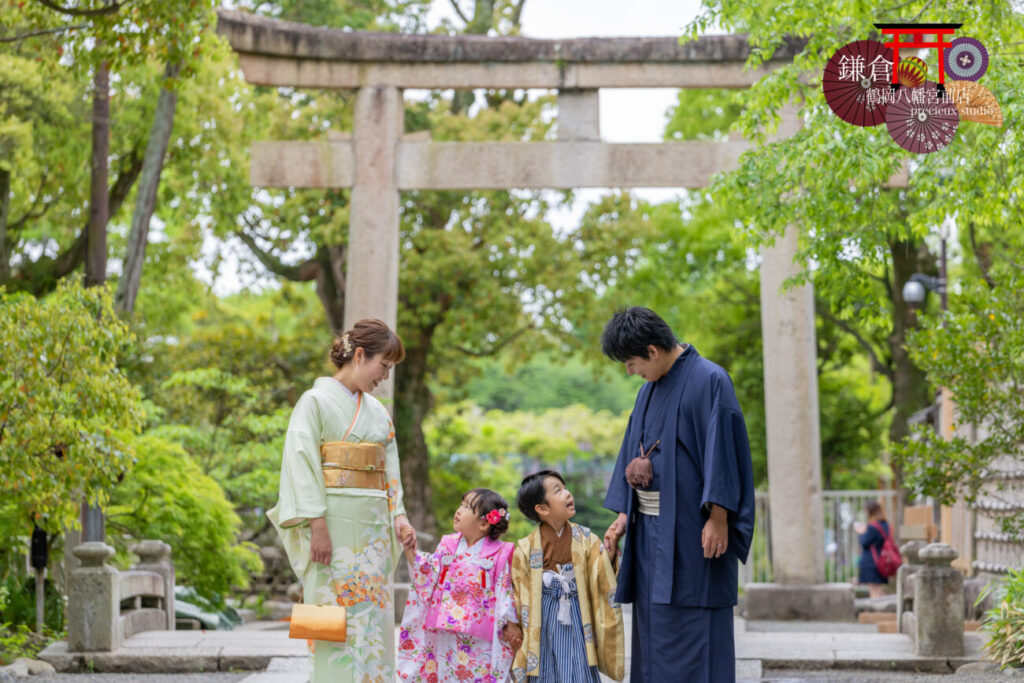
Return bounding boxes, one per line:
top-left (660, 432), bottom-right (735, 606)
top-left (679, 0), bottom-right (1024, 479)
top-left (0, 281), bottom-right (143, 534)
top-left (895, 243), bottom-right (1024, 529)
top-left (128, 284), bottom-right (327, 527)
top-left (107, 434), bottom-right (261, 601)
top-left (458, 352), bottom-right (639, 415)
top-left (424, 402), bottom-right (627, 543)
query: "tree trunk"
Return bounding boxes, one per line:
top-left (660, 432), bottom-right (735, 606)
top-left (85, 61), bottom-right (110, 288)
top-left (393, 339), bottom-right (436, 538)
top-left (888, 239), bottom-right (933, 492)
top-left (0, 167), bottom-right (10, 284)
top-left (116, 62), bottom-right (181, 314)
top-left (451, 0), bottom-right (495, 114)
top-left (315, 244), bottom-right (346, 332)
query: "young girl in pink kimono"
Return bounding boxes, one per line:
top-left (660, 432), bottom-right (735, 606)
top-left (398, 488), bottom-right (523, 682)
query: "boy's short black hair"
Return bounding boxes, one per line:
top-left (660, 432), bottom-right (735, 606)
top-left (516, 470), bottom-right (566, 524)
top-left (465, 488), bottom-right (510, 540)
top-left (600, 307), bottom-right (678, 362)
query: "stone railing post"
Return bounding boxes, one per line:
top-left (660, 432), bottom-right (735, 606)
top-left (914, 542), bottom-right (964, 656)
top-left (68, 542), bottom-right (120, 652)
top-left (896, 540), bottom-right (927, 635)
top-left (132, 540), bottom-right (175, 631)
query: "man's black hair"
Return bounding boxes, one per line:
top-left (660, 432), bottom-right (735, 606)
top-left (516, 470), bottom-right (566, 524)
top-left (600, 306), bottom-right (679, 362)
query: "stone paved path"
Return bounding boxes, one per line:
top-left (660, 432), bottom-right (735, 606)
top-left (39, 606), bottom-right (1001, 682)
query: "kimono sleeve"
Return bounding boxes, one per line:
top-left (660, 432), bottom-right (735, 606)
top-left (384, 417), bottom-right (407, 519)
top-left (588, 536), bottom-right (625, 681)
top-left (407, 548), bottom-right (441, 604)
top-left (699, 376), bottom-right (756, 563)
top-left (275, 393), bottom-right (327, 527)
top-left (604, 406), bottom-right (639, 514)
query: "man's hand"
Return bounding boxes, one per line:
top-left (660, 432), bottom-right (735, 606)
top-left (310, 517), bottom-right (332, 565)
top-left (701, 504), bottom-right (729, 559)
top-left (603, 513), bottom-right (628, 559)
top-left (502, 623), bottom-right (524, 653)
top-left (395, 514), bottom-right (417, 551)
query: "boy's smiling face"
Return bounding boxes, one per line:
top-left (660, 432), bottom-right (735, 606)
top-left (535, 476), bottom-right (576, 527)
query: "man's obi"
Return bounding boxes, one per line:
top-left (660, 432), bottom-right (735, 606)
top-left (320, 441), bottom-right (386, 490)
top-left (636, 489), bottom-right (660, 516)
top-left (424, 534), bottom-right (513, 641)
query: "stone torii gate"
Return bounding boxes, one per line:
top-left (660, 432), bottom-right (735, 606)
top-left (217, 9), bottom-right (875, 616)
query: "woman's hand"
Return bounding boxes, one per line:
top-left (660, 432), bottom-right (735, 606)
top-left (502, 623), bottom-right (524, 653)
top-left (395, 514), bottom-right (417, 551)
top-left (310, 517), bottom-right (332, 566)
top-left (853, 522), bottom-right (867, 535)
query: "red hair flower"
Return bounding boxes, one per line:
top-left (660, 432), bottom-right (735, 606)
top-left (485, 508), bottom-right (507, 525)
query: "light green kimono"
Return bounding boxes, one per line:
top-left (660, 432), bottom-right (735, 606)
top-left (268, 377), bottom-right (406, 683)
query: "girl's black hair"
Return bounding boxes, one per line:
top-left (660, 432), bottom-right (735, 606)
top-left (865, 499), bottom-right (883, 519)
top-left (516, 470), bottom-right (566, 523)
top-left (600, 306), bottom-right (679, 362)
top-left (465, 488), bottom-right (510, 540)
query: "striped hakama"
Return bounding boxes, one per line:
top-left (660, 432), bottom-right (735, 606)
top-left (530, 564), bottom-right (600, 683)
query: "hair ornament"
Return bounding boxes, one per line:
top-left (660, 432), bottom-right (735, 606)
top-left (341, 333), bottom-right (354, 355)
top-left (485, 508), bottom-right (509, 525)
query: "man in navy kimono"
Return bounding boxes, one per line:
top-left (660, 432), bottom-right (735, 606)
top-left (600, 307), bottom-right (755, 682)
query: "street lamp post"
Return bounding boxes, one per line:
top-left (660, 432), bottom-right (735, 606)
top-left (902, 214), bottom-right (953, 318)
top-left (902, 214), bottom-right (956, 544)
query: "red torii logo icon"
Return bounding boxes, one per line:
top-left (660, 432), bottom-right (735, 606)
top-left (873, 23), bottom-right (962, 88)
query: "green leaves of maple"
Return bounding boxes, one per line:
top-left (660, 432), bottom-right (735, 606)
top-left (0, 281), bottom-right (143, 533)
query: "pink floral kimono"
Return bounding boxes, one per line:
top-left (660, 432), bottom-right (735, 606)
top-left (398, 532), bottom-right (517, 682)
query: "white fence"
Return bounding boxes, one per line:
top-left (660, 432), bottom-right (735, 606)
top-left (741, 490), bottom-right (899, 585)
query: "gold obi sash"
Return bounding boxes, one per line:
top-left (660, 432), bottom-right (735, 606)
top-left (320, 441), bottom-right (386, 490)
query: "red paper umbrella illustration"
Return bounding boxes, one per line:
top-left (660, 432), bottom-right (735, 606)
top-left (944, 37), bottom-right (988, 82)
top-left (897, 57), bottom-right (927, 88)
top-left (823, 40), bottom-right (894, 126)
top-left (885, 81), bottom-right (960, 154)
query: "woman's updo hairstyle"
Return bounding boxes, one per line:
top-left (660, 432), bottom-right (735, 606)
top-left (330, 318), bottom-right (406, 368)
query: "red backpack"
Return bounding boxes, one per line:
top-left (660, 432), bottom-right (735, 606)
top-left (869, 522), bottom-right (903, 578)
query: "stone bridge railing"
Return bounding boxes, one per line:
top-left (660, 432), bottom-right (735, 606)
top-left (67, 540), bottom-right (175, 652)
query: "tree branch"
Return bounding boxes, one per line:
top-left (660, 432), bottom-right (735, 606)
top-left (0, 23), bottom-right (88, 42)
top-left (448, 0), bottom-right (470, 25)
top-left (32, 0), bottom-right (123, 17)
top-left (816, 303), bottom-right (894, 380)
top-left (9, 176), bottom-right (61, 233)
top-left (967, 219), bottom-right (996, 290)
top-left (236, 221), bottom-right (319, 282)
top-left (511, 0), bottom-right (526, 29)
top-left (452, 324), bottom-right (532, 357)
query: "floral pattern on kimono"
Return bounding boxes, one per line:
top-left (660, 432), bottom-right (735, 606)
top-left (267, 377), bottom-right (406, 683)
top-left (398, 533), bottom-right (517, 682)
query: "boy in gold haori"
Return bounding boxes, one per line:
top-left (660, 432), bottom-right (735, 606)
top-left (510, 470), bottom-right (624, 682)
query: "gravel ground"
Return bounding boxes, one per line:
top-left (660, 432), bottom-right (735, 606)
top-left (48, 674), bottom-right (249, 683)
top-left (749, 669), bottom-right (1019, 682)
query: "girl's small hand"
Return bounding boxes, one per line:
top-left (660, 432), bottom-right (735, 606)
top-left (502, 623), bottom-right (524, 652)
top-left (395, 514), bottom-right (417, 551)
top-left (853, 522), bottom-right (867, 535)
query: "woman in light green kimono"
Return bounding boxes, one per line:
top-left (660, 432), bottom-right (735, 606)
top-left (269, 318), bottom-right (417, 683)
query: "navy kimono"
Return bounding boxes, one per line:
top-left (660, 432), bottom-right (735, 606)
top-left (604, 346), bottom-right (755, 682)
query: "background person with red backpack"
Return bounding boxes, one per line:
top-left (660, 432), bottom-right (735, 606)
top-left (854, 499), bottom-right (899, 598)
